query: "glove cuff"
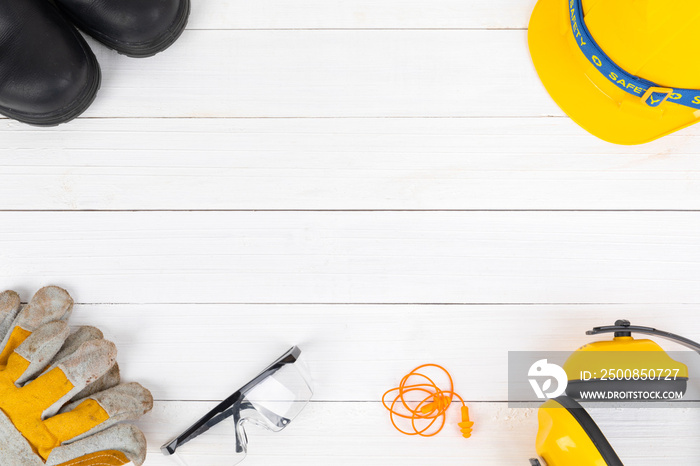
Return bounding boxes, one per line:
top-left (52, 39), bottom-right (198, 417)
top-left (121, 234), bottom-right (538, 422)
top-left (46, 424), bottom-right (145, 466)
top-left (0, 410), bottom-right (44, 466)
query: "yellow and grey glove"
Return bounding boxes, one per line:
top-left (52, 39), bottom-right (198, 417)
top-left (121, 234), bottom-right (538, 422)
top-left (0, 286), bottom-right (153, 466)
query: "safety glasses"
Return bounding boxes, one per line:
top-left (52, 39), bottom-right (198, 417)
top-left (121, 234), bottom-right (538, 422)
top-left (161, 346), bottom-right (313, 465)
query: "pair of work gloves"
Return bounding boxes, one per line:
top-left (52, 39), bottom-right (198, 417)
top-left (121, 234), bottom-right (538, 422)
top-left (0, 286), bottom-right (152, 466)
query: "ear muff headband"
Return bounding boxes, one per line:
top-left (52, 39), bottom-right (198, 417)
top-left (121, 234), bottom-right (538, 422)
top-left (588, 320), bottom-right (700, 354)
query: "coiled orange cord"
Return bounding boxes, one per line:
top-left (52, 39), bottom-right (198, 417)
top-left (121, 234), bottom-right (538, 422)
top-left (382, 364), bottom-right (473, 438)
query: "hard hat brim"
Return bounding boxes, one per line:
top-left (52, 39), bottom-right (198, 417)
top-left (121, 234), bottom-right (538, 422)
top-left (528, 0), bottom-right (700, 145)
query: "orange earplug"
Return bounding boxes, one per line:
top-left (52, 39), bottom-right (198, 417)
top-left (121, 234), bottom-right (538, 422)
top-left (458, 406), bottom-right (474, 438)
top-left (420, 394), bottom-right (452, 415)
top-left (382, 364), bottom-right (473, 438)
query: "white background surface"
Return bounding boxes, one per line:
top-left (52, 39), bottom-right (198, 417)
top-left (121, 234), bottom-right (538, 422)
top-left (2, 0), bottom-right (700, 463)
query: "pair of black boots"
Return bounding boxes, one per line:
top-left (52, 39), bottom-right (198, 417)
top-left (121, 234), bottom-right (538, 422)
top-left (0, 0), bottom-right (190, 126)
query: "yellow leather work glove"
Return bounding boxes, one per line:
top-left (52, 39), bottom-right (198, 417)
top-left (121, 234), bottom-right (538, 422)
top-left (0, 286), bottom-right (153, 466)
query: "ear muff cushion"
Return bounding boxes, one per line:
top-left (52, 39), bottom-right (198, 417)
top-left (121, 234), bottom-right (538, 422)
top-left (554, 397), bottom-right (624, 466)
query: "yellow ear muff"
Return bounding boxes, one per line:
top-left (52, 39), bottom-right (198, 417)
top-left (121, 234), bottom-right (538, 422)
top-left (532, 321), bottom-right (700, 465)
top-left (564, 336), bottom-right (689, 399)
top-left (535, 397), bottom-right (623, 466)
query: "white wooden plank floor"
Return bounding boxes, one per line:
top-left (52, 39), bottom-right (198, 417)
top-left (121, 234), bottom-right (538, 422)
top-left (2, 0), bottom-right (700, 464)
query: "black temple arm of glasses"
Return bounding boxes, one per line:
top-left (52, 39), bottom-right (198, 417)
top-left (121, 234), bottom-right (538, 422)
top-left (161, 346), bottom-right (301, 456)
top-left (161, 391), bottom-right (243, 455)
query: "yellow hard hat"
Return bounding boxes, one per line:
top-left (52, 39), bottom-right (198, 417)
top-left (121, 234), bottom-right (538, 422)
top-left (528, 0), bottom-right (700, 145)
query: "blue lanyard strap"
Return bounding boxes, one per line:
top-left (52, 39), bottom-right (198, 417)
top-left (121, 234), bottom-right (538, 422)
top-left (569, 0), bottom-right (700, 109)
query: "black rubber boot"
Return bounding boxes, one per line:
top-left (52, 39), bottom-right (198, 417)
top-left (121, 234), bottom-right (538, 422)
top-left (54, 0), bottom-right (191, 58)
top-left (0, 0), bottom-right (101, 126)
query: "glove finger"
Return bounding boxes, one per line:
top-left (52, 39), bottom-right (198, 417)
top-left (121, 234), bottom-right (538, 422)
top-left (0, 290), bottom-right (21, 342)
top-left (53, 326), bottom-right (104, 364)
top-left (47, 383), bottom-right (153, 445)
top-left (0, 286), bottom-right (73, 364)
top-left (11, 321), bottom-right (70, 385)
top-left (12, 286), bottom-right (73, 331)
top-left (53, 326), bottom-right (122, 400)
top-left (46, 424), bottom-right (147, 466)
top-left (28, 338), bottom-right (117, 418)
top-left (72, 363), bottom-right (121, 402)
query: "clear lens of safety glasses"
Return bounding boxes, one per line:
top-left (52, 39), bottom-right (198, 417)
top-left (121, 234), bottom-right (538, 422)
top-left (162, 346), bottom-right (313, 466)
